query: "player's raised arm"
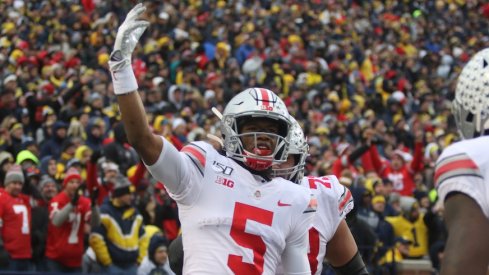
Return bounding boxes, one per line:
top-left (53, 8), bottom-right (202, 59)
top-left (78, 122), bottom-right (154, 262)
top-left (108, 4), bottom-right (162, 165)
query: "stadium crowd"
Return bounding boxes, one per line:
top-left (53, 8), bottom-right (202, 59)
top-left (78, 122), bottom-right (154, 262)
top-left (1, 0), bottom-right (488, 274)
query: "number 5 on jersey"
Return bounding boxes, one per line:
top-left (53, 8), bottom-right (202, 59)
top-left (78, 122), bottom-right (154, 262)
top-left (228, 202), bottom-right (273, 274)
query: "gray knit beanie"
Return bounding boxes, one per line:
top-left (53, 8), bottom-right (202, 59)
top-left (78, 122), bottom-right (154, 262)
top-left (4, 164), bottom-right (24, 185)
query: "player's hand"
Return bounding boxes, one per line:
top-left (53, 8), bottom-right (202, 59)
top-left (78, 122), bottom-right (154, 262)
top-left (108, 3), bottom-right (149, 72)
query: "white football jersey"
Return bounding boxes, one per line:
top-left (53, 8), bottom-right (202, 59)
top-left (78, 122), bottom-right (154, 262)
top-left (146, 138), bottom-right (315, 274)
top-left (276, 175), bottom-right (353, 275)
top-left (435, 136), bottom-right (489, 219)
top-left (300, 175), bottom-right (354, 275)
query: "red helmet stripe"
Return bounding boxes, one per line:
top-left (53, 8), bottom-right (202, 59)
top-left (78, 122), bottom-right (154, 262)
top-left (259, 88), bottom-right (270, 107)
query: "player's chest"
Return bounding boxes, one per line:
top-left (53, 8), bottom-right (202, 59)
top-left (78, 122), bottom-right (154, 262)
top-left (203, 166), bottom-right (287, 208)
top-left (194, 164), bottom-right (296, 226)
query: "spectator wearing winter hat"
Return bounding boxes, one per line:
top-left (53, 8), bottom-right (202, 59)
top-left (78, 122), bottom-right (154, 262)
top-left (89, 174), bottom-right (145, 274)
top-left (385, 196), bottom-right (429, 259)
top-left (0, 164), bottom-right (33, 271)
top-left (0, 151), bottom-right (14, 186)
top-left (17, 108), bottom-right (35, 138)
top-left (57, 138), bottom-right (78, 169)
top-left (39, 155), bottom-right (62, 185)
top-left (73, 145), bottom-right (92, 180)
top-left (31, 175), bottom-right (59, 272)
top-left (85, 118), bottom-right (106, 152)
top-left (87, 93), bottom-right (110, 129)
top-left (21, 137), bottom-right (40, 157)
top-left (45, 167), bottom-right (100, 272)
top-left (16, 149), bottom-right (39, 170)
top-left (21, 166), bottom-right (43, 200)
top-left (40, 121), bottom-right (69, 159)
top-left (5, 122), bottom-right (25, 156)
top-left (168, 117), bottom-right (187, 150)
top-left (370, 195), bottom-right (396, 275)
top-left (39, 175), bottom-right (59, 202)
top-left (25, 166), bottom-right (41, 187)
top-left (384, 191), bottom-right (401, 218)
top-left (138, 233), bottom-right (175, 275)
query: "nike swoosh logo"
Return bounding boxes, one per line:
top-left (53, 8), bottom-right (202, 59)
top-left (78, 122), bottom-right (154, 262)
top-left (277, 200), bottom-right (291, 207)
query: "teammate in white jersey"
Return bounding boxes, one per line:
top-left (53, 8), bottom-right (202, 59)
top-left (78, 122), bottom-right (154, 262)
top-left (273, 118), bottom-right (367, 275)
top-left (434, 48), bottom-right (489, 275)
top-left (108, 4), bottom-right (315, 274)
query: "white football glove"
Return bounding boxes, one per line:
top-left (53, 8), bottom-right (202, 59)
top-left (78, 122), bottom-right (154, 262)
top-left (108, 3), bottom-right (149, 95)
top-left (109, 3), bottom-right (149, 72)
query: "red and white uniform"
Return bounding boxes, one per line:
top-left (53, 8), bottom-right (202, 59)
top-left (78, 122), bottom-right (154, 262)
top-left (302, 175), bottom-right (353, 275)
top-left (146, 139), bottom-right (315, 274)
top-left (0, 189), bottom-right (31, 259)
top-left (276, 175), bottom-right (353, 275)
top-left (435, 137), bottom-right (489, 219)
top-left (46, 192), bottom-right (91, 267)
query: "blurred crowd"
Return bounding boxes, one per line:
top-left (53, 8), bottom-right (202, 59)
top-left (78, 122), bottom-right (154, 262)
top-left (1, 0), bottom-right (489, 274)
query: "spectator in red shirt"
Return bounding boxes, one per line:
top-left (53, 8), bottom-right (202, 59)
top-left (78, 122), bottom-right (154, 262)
top-left (0, 164), bottom-right (33, 272)
top-left (370, 131), bottom-right (424, 196)
top-left (31, 175), bottom-right (59, 272)
top-left (45, 168), bottom-right (100, 272)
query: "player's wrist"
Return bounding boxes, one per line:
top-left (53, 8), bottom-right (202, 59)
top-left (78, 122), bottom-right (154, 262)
top-left (109, 64), bottom-right (138, 95)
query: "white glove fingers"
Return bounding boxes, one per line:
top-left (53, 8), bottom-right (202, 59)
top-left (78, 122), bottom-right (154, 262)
top-left (125, 3), bottom-right (147, 22)
top-left (124, 21), bottom-right (150, 38)
top-left (130, 20), bottom-right (150, 31)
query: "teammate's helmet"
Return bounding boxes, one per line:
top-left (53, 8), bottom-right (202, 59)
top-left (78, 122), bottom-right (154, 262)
top-left (272, 117), bottom-right (308, 184)
top-left (221, 88), bottom-right (291, 171)
top-left (453, 48), bottom-right (489, 139)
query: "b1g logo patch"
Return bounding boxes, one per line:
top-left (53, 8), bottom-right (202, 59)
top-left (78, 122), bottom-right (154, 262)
top-left (215, 176), bottom-right (234, 188)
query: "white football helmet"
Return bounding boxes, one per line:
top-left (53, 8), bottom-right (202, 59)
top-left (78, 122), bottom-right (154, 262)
top-left (220, 87), bottom-right (291, 171)
top-left (453, 48), bottom-right (489, 139)
top-left (272, 117), bottom-right (308, 184)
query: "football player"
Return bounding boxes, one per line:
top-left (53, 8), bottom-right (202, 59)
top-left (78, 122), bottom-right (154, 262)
top-left (169, 119), bottom-right (367, 275)
top-left (273, 118), bottom-right (367, 275)
top-left (435, 48), bottom-right (489, 274)
top-left (109, 4), bottom-right (315, 274)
